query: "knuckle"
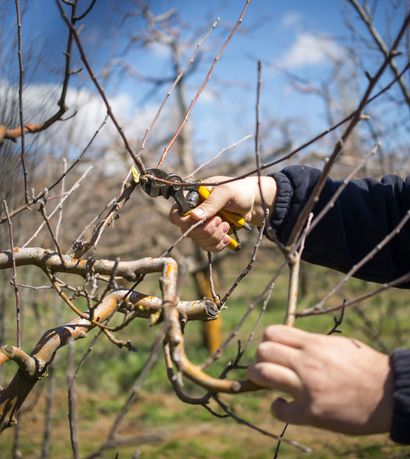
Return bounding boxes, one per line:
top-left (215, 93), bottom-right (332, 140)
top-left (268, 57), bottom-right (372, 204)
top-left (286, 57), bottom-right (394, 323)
top-left (168, 211), bottom-right (180, 226)
top-left (247, 362), bottom-right (266, 381)
top-left (306, 401), bottom-right (323, 420)
top-left (256, 342), bottom-right (271, 361)
top-left (209, 242), bottom-right (225, 252)
top-left (254, 363), bottom-right (271, 381)
top-left (202, 217), bottom-right (220, 233)
top-left (262, 325), bottom-right (280, 341)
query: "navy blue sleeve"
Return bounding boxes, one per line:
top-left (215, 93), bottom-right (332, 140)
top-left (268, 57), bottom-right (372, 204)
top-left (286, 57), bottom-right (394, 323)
top-left (391, 349), bottom-right (410, 443)
top-left (271, 165), bottom-right (410, 285)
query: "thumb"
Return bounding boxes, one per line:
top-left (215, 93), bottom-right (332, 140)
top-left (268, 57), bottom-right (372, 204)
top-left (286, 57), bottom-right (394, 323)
top-left (271, 397), bottom-right (303, 425)
top-left (190, 186), bottom-right (230, 221)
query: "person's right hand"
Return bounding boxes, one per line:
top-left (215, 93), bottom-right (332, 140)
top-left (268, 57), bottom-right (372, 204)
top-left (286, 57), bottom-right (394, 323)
top-left (168, 175), bottom-right (277, 252)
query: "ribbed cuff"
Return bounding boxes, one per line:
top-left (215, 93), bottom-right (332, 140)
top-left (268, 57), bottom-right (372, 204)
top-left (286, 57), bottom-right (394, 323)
top-left (267, 172), bottom-right (293, 241)
top-left (391, 348), bottom-right (410, 444)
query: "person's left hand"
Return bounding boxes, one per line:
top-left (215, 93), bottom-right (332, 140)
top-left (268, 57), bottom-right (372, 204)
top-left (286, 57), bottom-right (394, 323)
top-left (247, 325), bottom-right (394, 435)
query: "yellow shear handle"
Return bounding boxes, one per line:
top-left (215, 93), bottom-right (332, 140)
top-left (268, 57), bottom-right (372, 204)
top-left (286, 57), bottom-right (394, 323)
top-left (196, 185), bottom-right (249, 230)
top-left (194, 185), bottom-right (252, 252)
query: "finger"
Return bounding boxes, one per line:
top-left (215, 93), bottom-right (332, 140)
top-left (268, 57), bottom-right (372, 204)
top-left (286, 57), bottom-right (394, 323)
top-left (189, 219), bottom-right (229, 242)
top-left (170, 205), bottom-right (224, 237)
top-left (247, 362), bottom-right (302, 397)
top-left (190, 186), bottom-right (232, 221)
top-left (262, 325), bottom-right (312, 349)
top-left (200, 234), bottom-right (232, 252)
top-left (169, 204), bottom-right (193, 228)
top-left (256, 341), bottom-right (300, 371)
top-left (271, 397), bottom-right (306, 425)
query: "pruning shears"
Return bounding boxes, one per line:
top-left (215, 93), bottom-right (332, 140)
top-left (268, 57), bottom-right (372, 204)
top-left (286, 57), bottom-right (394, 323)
top-left (131, 166), bottom-right (252, 251)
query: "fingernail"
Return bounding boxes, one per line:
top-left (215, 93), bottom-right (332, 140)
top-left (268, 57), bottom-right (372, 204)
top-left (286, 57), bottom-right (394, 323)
top-left (192, 208), bottom-right (205, 219)
top-left (221, 222), bottom-right (230, 233)
top-left (223, 235), bottom-right (231, 244)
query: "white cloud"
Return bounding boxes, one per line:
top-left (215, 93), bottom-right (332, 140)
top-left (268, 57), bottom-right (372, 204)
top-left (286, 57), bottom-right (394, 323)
top-left (280, 12), bottom-right (302, 29)
top-left (198, 87), bottom-right (218, 104)
top-left (147, 41), bottom-right (169, 58)
top-left (278, 33), bottom-right (344, 69)
top-left (0, 80), bottom-right (162, 156)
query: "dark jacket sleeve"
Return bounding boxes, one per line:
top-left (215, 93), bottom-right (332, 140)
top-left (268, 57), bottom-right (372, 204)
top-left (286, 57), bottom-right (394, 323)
top-left (271, 166), bottom-right (410, 285)
top-left (270, 165), bottom-right (410, 444)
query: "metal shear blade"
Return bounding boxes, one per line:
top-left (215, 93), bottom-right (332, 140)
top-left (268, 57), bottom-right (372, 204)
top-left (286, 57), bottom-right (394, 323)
top-left (140, 168), bottom-right (192, 214)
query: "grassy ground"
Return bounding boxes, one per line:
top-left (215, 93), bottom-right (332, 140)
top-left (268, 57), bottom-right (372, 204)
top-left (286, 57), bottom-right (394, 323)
top-left (2, 251), bottom-right (410, 458)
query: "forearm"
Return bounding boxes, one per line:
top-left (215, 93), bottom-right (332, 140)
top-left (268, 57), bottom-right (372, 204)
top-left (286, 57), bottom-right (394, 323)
top-left (269, 166), bottom-right (410, 285)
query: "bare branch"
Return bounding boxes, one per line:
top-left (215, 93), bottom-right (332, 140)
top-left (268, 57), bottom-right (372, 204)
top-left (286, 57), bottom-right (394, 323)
top-left (157, 0), bottom-right (251, 167)
top-left (348, 0), bottom-right (410, 107)
top-left (287, 13), bottom-right (410, 246)
top-left (284, 213), bottom-right (313, 327)
top-left (2, 201), bottom-right (22, 347)
top-left (55, 0), bottom-right (146, 173)
top-left (14, 0), bottom-right (28, 202)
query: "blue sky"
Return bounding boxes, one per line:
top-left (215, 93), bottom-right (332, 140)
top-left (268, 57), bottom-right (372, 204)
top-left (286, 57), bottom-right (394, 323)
top-left (2, 0), bottom-right (408, 169)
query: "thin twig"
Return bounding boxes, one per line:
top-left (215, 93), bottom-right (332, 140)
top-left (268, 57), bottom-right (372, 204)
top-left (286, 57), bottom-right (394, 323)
top-left (184, 134), bottom-right (253, 179)
top-left (55, 158), bottom-right (67, 241)
top-left (348, 0), bottom-right (410, 106)
top-left (11, 412), bottom-right (21, 459)
top-left (254, 60), bottom-right (272, 235)
top-left (136, 17), bottom-right (220, 159)
top-left (70, 197), bottom-right (115, 249)
top-left (0, 114), bottom-right (108, 225)
top-left (308, 209), bottom-right (410, 313)
top-left (40, 366), bottom-right (55, 459)
top-left (201, 263), bottom-right (285, 370)
top-left (154, 64), bottom-right (408, 190)
top-left (161, 218), bottom-right (206, 256)
top-left (157, 0), bottom-right (251, 167)
top-left (74, 0), bottom-right (97, 21)
top-left (241, 277), bottom-right (277, 353)
top-left (220, 222), bottom-right (266, 305)
top-left (87, 333), bottom-right (164, 459)
top-left (23, 166), bottom-right (92, 248)
top-left (14, 0), bottom-right (28, 202)
top-left (55, 0), bottom-right (145, 173)
top-left (2, 0), bottom-right (77, 143)
top-left (207, 252), bottom-right (220, 304)
top-left (67, 338), bottom-right (79, 459)
top-left (212, 396), bottom-right (310, 454)
top-left (272, 423), bottom-right (289, 459)
top-left (297, 271), bottom-right (410, 317)
top-left (307, 146), bottom-right (377, 235)
top-left (287, 13), bottom-right (410, 246)
top-left (3, 201), bottom-right (22, 348)
top-left (284, 213), bottom-right (313, 326)
top-left (39, 201), bottom-right (66, 267)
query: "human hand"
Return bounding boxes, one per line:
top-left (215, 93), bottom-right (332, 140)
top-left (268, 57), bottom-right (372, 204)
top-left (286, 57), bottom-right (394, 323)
top-left (247, 325), bottom-right (393, 435)
top-left (168, 175), bottom-right (276, 252)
